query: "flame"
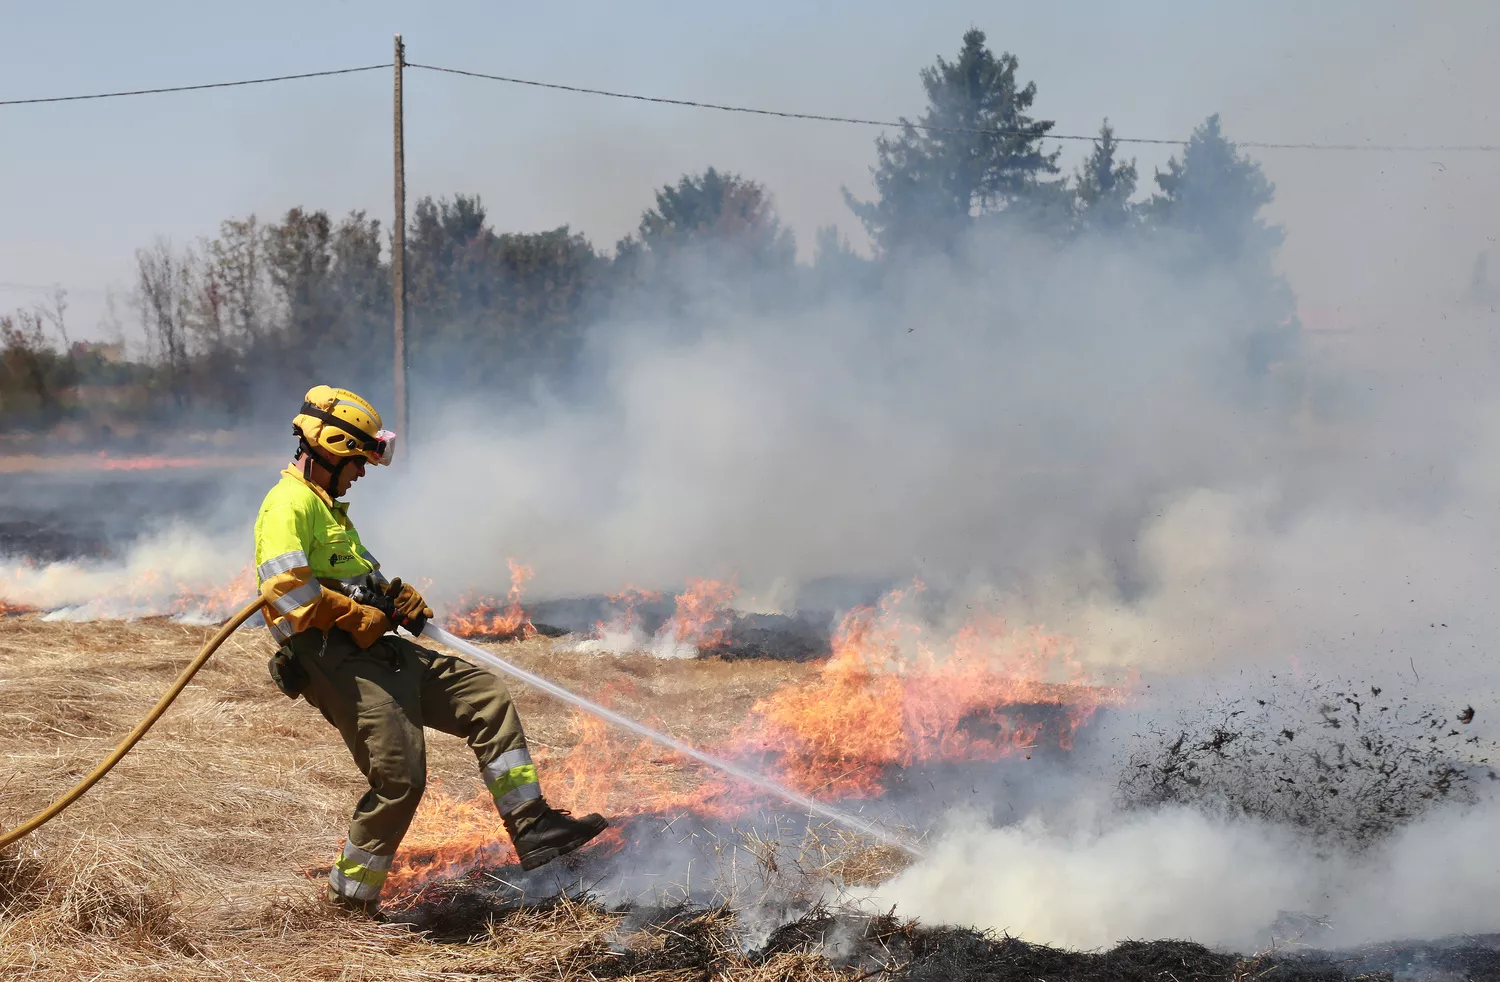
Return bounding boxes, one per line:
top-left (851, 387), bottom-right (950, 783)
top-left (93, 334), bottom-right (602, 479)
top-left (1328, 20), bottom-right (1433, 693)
top-left (16, 564), bottom-right (258, 623)
top-left (384, 780), bottom-right (519, 895)
top-left (0, 453), bottom-right (284, 474)
top-left (385, 580), bottom-right (1123, 898)
top-left (735, 582), bottom-right (1107, 797)
top-left (0, 599), bottom-right (36, 617)
top-left (660, 577), bottom-right (738, 651)
top-left (93, 454), bottom-right (263, 472)
top-left (2, 549), bottom-right (1122, 894)
top-left (543, 681), bottom-right (722, 818)
top-left (116, 564), bottom-right (257, 623)
top-left (447, 560), bottom-right (537, 640)
top-left (0, 555), bottom-right (39, 616)
top-left (0, 543), bottom-right (258, 623)
top-left (168, 564), bottom-right (257, 622)
top-left (597, 586), bottom-right (663, 634)
top-left (576, 580), bottom-right (738, 657)
top-left (385, 684), bottom-right (746, 901)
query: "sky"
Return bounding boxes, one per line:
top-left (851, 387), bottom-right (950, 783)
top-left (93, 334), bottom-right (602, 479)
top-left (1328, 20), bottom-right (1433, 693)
top-left (2, 0), bottom-right (1498, 342)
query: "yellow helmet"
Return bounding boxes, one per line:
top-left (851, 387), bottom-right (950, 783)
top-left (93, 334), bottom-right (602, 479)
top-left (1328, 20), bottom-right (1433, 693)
top-left (292, 385), bottom-right (396, 466)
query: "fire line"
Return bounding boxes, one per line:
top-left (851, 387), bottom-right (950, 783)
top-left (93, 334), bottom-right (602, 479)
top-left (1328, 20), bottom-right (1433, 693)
top-left (0, 596), bottom-right (929, 860)
top-left (424, 623), bottom-right (928, 858)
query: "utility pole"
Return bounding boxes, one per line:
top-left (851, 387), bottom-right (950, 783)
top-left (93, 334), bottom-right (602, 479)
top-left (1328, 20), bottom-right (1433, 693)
top-left (392, 34), bottom-right (409, 445)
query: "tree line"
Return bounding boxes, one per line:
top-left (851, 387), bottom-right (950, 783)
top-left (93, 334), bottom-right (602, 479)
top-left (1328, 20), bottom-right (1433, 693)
top-left (1, 29), bottom-right (1294, 432)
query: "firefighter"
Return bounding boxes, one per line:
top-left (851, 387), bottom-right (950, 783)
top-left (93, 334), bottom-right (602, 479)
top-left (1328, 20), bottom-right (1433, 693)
top-left (254, 385), bottom-right (607, 915)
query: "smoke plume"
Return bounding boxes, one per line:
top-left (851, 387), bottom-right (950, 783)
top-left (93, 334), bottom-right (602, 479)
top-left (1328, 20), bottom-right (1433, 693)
top-left (863, 794), bottom-right (1500, 952)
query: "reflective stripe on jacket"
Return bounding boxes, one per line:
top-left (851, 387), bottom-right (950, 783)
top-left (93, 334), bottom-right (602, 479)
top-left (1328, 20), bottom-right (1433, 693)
top-left (253, 466), bottom-right (389, 642)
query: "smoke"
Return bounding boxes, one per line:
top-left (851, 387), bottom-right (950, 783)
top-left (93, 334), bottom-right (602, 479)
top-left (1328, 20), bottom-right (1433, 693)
top-left (14, 202), bottom-right (1497, 686)
top-left (836, 657), bottom-right (1499, 952)
top-left (864, 805), bottom-right (1317, 951)
top-left (349, 221), bottom-right (1496, 688)
top-left (860, 794), bottom-right (1500, 952)
top-left (340, 211), bottom-right (1500, 951)
top-left (569, 625), bottom-right (700, 661)
top-left (0, 469), bottom-right (264, 620)
top-left (387, 232), bottom-right (1276, 601)
top-left (0, 523), bottom-right (250, 621)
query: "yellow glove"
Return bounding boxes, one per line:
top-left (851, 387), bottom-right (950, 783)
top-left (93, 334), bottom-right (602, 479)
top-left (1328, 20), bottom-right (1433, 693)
top-left (341, 602), bottom-right (394, 648)
top-left (384, 577), bottom-right (433, 634)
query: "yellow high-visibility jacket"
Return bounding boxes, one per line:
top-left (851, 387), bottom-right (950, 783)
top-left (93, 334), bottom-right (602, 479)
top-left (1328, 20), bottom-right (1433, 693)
top-left (253, 466), bottom-right (390, 643)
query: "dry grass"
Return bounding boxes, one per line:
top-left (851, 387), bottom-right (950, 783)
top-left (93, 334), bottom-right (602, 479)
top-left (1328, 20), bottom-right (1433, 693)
top-left (0, 616), bottom-right (1425, 981)
top-left (0, 614), bottom-right (862, 981)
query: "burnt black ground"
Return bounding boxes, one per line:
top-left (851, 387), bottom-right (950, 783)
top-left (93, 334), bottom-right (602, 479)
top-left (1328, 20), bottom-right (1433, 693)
top-left (383, 683), bottom-right (1500, 982)
top-left (382, 788), bottom-right (1500, 981)
top-left (1115, 677), bottom-right (1496, 846)
top-left (400, 876), bottom-right (1500, 981)
top-left (1, 470), bottom-right (266, 561)
top-left (525, 595), bottom-right (836, 661)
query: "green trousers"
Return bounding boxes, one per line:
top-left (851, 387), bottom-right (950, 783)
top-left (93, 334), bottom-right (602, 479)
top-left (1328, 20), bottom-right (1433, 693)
top-left (288, 627), bottom-right (541, 902)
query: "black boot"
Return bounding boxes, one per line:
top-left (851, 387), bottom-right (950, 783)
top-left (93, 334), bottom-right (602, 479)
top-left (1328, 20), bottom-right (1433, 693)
top-left (503, 797), bottom-right (609, 871)
top-left (325, 883), bottom-right (382, 920)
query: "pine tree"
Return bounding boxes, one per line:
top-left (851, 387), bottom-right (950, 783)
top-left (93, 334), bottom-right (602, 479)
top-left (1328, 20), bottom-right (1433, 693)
top-left (635, 167), bottom-right (795, 271)
top-left (844, 28), bottom-right (1060, 255)
top-left (1148, 115), bottom-right (1280, 263)
top-left (1149, 115), bottom-right (1298, 372)
top-left (1074, 119), bottom-right (1138, 233)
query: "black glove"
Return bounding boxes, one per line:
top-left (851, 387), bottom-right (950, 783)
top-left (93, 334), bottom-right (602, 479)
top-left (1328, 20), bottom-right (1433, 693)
top-left (351, 583), bottom-right (397, 621)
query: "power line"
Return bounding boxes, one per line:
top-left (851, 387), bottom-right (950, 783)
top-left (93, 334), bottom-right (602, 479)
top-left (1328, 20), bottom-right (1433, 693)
top-left (3, 57), bottom-right (1496, 154)
top-left (410, 62), bottom-right (1500, 154)
top-left (0, 64), bottom-right (391, 107)
top-left (1238, 138), bottom-right (1500, 152)
top-left (408, 63), bottom-right (1175, 145)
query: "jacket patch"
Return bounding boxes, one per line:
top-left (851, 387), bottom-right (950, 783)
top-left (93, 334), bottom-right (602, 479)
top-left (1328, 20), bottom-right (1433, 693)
top-left (329, 552), bottom-right (356, 567)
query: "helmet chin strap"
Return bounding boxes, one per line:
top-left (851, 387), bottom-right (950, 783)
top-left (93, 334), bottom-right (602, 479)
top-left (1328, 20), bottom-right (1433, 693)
top-left (297, 439), bottom-right (351, 497)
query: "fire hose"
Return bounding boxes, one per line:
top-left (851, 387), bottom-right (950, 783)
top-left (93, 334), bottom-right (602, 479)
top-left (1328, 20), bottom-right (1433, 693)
top-left (0, 600), bottom-right (924, 856)
top-left (0, 598), bottom-right (264, 850)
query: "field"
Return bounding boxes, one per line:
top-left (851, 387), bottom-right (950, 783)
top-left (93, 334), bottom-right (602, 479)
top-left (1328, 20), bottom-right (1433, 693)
top-left (5, 614), bottom-right (1498, 981)
top-left (0, 615), bottom-right (841, 980)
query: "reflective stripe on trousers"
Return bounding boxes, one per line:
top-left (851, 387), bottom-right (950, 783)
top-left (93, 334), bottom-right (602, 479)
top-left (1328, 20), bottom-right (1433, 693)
top-left (482, 746), bottom-right (541, 815)
top-left (328, 840), bottom-right (394, 902)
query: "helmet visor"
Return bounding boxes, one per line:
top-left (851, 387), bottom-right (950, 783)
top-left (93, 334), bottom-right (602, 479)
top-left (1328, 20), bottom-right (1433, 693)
top-left (370, 430), bottom-right (397, 466)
